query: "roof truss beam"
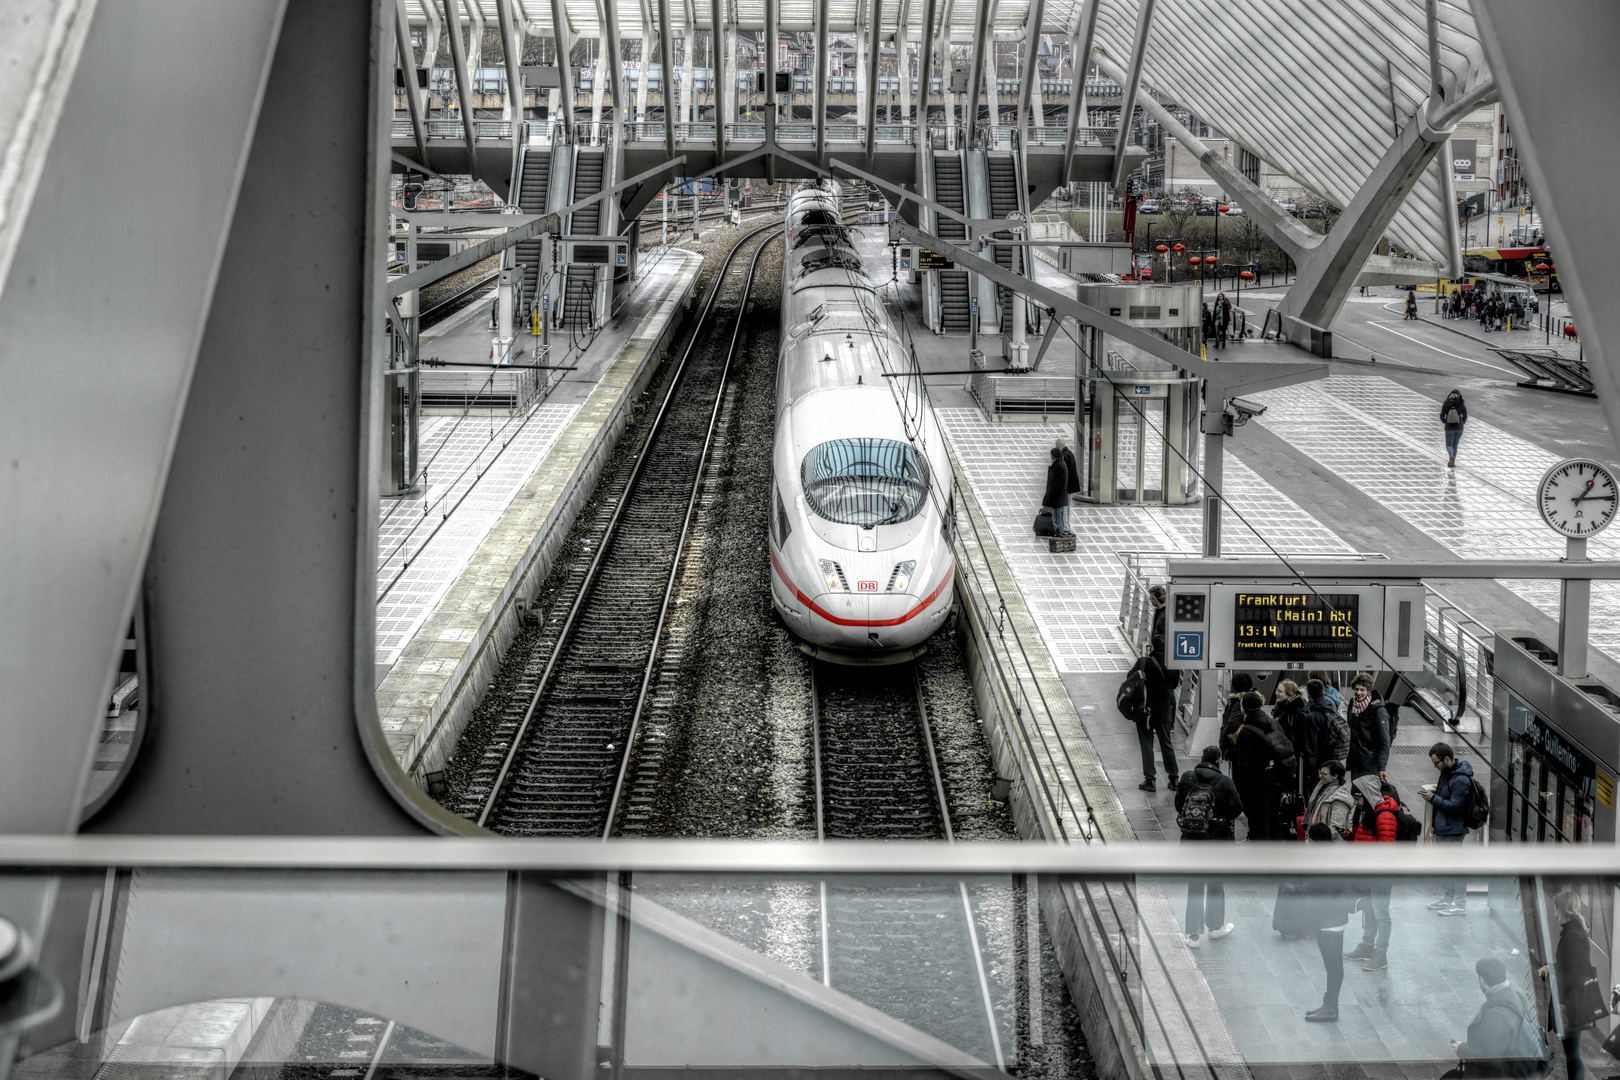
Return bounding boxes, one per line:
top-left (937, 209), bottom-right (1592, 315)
top-left (1109, 0), bottom-right (1155, 186)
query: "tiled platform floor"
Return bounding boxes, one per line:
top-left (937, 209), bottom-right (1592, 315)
top-left (936, 408), bottom-right (1355, 673)
top-left (375, 405), bottom-right (575, 666)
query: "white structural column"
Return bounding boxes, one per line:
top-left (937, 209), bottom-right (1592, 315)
top-left (983, 35), bottom-right (1000, 142)
top-left (635, 0), bottom-right (652, 123)
top-left (498, 0), bottom-right (526, 123)
top-left (862, 0), bottom-right (882, 152)
top-left (550, 0), bottom-right (576, 140)
top-left (964, 0), bottom-right (992, 146)
top-left (939, 0), bottom-right (954, 146)
top-left (422, 1), bottom-right (442, 71)
top-left (682, 0), bottom-right (695, 123)
top-left (1475, 0), bottom-right (1620, 456)
top-left (915, 0), bottom-right (935, 128)
top-left (395, 0), bottom-right (429, 162)
top-left (601, 0), bottom-right (625, 146)
top-left (1015, 0), bottom-right (1044, 133)
top-left (712, 0), bottom-right (726, 161)
top-left (590, 39), bottom-right (606, 136)
top-left (895, 0), bottom-right (911, 134)
top-left (441, 0), bottom-right (481, 176)
top-left (723, 23), bottom-right (737, 130)
top-left (461, 0), bottom-right (486, 70)
top-left (657, 0), bottom-right (676, 157)
top-left (1109, 0), bottom-right (1155, 186)
top-left (813, 0), bottom-right (829, 155)
top-left (1060, 0), bottom-right (1096, 186)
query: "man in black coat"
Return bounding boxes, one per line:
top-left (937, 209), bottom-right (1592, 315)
top-left (1227, 691), bottom-right (1292, 840)
top-left (1176, 746), bottom-right (1242, 947)
top-left (1056, 437), bottom-right (1081, 501)
top-left (1136, 634), bottom-right (1181, 793)
top-left (1042, 446), bottom-right (1071, 536)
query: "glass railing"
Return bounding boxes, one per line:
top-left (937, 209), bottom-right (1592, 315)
top-left (0, 841), bottom-right (1612, 1080)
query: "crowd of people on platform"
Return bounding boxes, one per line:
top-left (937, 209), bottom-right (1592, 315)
top-left (1439, 286), bottom-right (1534, 331)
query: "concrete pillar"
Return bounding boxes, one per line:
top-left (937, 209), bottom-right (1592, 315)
top-left (590, 38), bottom-right (606, 139)
top-left (682, 32), bottom-right (694, 123)
top-left (984, 40), bottom-right (999, 145)
top-left (636, 28), bottom-right (650, 122)
top-left (723, 24), bottom-right (738, 128)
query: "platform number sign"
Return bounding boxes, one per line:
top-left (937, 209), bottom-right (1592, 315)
top-left (1173, 631), bottom-right (1204, 662)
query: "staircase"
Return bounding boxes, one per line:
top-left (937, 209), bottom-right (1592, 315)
top-left (512, 149), bottom-right (551, 322)
top-left (564, 149), bottom-right (607, 329)
top-left (986, 153), bottom-right (1024, 333)
top-left (932, 153), bottom-right (970, 331)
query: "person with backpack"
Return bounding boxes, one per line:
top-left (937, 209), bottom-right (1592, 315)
top-left (1442, 389), bottom-right (1468, 469)
top-left (1175, 746), bottom-right (1242, 948)
top-left (1308, 669), bottom-right (1343, 715)
top-left (1344, 776), bottom-right (1398, 971)
top-left (1423, 742), bottom-right (1481, 915)
top-left (1453, 957), bottom-right (1553, 1079)
top-left (1127, 635), bottom-right (1180, 793)
top-left (1346, 673), bottom-right (1391, 781)
top-left (1306, 679), bottom-right (1349, 766)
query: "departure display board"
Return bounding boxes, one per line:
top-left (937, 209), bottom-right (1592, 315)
top-left (1232, 591), bottom-right (1360, 663)
top-left (917, 249), bottom-right (955, 270)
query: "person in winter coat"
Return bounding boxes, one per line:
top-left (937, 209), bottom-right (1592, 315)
top-left (1405, 290), bottom-right (1418, 320)
top-left (1228, 691), bottom-right (1293, 841)
top-left (1422, 742), bottom-right (1476, 914)
top-left (1308, 669), bottom-right (1344, 714)
top-left (1442, 389), bottom-right (1468, 468)
top-left (1345, 673), bottom-right (1391, 780)
top-left (1175, 746), bottom-right (1243, 948)
top-left (1136, 635), bottom-right (1181, 793)
top-left (1215, 293), bottom-right (1232, 347)
top-left (1541, 891), bottom-right (1596, 1080)
top-left (1272, 680), bottom-right (1317, 800)
top-left (1202, 303), bottom-right (1216, 344)
top-left (1284, 843), bottom-right (1357, 1023)
top-left (1306, 679), bottom-right (1348, 766)
top-left (1343, 775), bottom-right (1397, 971)
top-left (1042, 446), bottom-right (1071, 536)
top-left (1148, 584), bottom-right (1167, 648)
top-left (1305, 759), bottom-right (1355, 834)
top-left (1453, 957), bottom-right (1544, 1078)
top-left (1056, 437), bottom-right (1081, 501)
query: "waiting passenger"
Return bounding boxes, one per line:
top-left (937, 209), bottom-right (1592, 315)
top-left (1135, 634), bottom-right (1180, 793)
top-left (1056, 437), bottom-right (1081, 504)
top-left (1175, 745), bottom-right (1241, 948)
top-left (1423, 742), bottom-right (1476, 914)
top-left (1215, 293), bottom-right (1232, 347)
top-left (1228, 691), bottom-right (1294, 841)
top-left (1306, 679), bottom-right (1349, 765)
top-left (1290, 827), bottom-right (1356, 1023)
top-left (1343, 777), bottom-right (1397, 973)
top-left (1542, 891), bottom-right (1599, 1080)
top-left (1042, 446), bottom-right (1071, 537)
top-left (1452, 957), bottom-right (1550, 1078)
top-left (1304, 759), bottom-right (1354, 834)
top-left (1345, 672), bottom-right (1391, 780)
top-left (1306, 669), bottom-right (1343, 714)
top-left (1272, 680), bottom-right (1315, 828)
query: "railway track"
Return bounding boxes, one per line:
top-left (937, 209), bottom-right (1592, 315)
top-left (420, 269), bottom-right (499, 329)
top-left (460, 223), bottom-right (781, 837)
top-left (808, 660), bottom-right (1007, 1067)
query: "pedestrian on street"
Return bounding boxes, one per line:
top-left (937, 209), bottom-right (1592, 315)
top-left (1135, 634), bottom-right (1180, 792)
top-left (1042, 446), bottom-right (1071, 537)
top-left (1405, 290), bottom-right (1418, 320)
top-left (1452, 957), bottom-right (1548, 1078)
top-left (1345, 673), bottom-right (1391, 781)
top-left (1175, 745), bottom-right (1242, 948)
top-left (1441, 389), bottom-right (1468, 469)
top-left (1056, 437), bottom-right (1081, 504)
top-left (1422, 742), bottom-right (1476, 914)
top-left (1541, 891), bottom-right (1599, 1080)
top-left (1343, 776), bottom-right (1397, 972)
top-left (1216, 293), bottom-right (1232, 347)
top-left (1202, 303), bottom-right (1216, 346)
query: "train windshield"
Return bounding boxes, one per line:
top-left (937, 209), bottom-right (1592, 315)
top-left (801, 439), bottom-right (930, 526)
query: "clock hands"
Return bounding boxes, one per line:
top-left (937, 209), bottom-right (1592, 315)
top-left (1574, 478), bottom-right (1596, 505)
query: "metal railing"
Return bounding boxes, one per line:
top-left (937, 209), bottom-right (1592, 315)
top-left (969, 370), bottom-right (1075, 421)
top-left (391, 118), bottom-right (514, 141)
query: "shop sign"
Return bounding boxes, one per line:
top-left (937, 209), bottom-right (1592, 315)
top-left (1523, 714), bottom-right (1597, 796)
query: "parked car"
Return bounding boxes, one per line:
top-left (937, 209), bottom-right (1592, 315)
top-left (1222, 204), bottom-right (1245, 216)
top-left (1195, 198), bottom-right (1219, 215)
top-left (1139, 199), bottom-right (1161, 214)
top-left (1279, 200), bottom-right (1298, 216)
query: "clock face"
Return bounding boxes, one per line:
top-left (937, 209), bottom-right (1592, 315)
top-left (1539, 459), bottom-right (1619, 538)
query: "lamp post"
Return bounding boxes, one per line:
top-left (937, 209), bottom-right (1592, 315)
top-left (1156, 242), bottom-right (1169, 282)
top-left (1238, 268), bottom-right (1252, 324)
top-left (1214, 204), bottom-right (1227, 287)
top-left (1536, 261), bottom-right (1552, 345)
top-left (1172, 242), bottom-right (1185, 283)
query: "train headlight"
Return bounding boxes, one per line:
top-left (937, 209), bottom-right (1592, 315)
top-left (889, 560), bottom-right (916, 593)
top-left (819, 559), bottom-right (845, 591)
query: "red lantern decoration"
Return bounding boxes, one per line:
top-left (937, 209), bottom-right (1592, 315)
top-left (1188, 256), bottom-right (1202, 266)
top-left (1535, 262), bottom-right (1550, 272)
top-left (1173, 242), bottom-right (1185, 252)
top-left (1155, 244), bottom-right (1168, 253)
top-left (1218, 205), bottom-right (1230, 213)
top-left (1239, 270), bottom-right (1254, 281)
top-left (1140, 268), bottom-right (1153, 279)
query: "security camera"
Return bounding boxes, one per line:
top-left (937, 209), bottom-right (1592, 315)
top-left (1226, 396), bottom-right (1268, 425)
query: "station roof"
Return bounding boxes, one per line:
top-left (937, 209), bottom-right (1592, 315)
top-left (406, 0), bottom-right (1490, 264)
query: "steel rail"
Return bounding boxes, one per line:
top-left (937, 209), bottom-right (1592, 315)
top-left (420, 269), bottom-right (501, 327)
top-left (600, 227), bottom-right (782, 837)
top-left (475, 221), bottom-right (782, 829)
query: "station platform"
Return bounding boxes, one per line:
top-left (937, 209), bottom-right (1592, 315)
top-left (374, 246), bottom-right (704, 787)
top-left (846, 223), bottom-right (1620, 1076)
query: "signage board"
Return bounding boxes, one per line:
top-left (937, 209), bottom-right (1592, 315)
top-left (1164, 579), bottom-right (1426, 671)
top-left (918, 249), bottom-right (954, 271)
top-left (1451, 137), bottom-right (1477, 180)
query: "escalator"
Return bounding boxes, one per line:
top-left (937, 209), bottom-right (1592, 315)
top-left (512, 149), bottom-right (551, 325)
top-left (932, 152), bottom-right (970, 331)
top-left (986, 152), bottom-right (1024, 334)
top-left (563, 149), bottom-right (607, 330)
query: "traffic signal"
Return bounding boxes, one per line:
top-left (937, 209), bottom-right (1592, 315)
top-left (403, 178), bottom-right (425, 211)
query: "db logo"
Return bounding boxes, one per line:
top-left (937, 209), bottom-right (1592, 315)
top-left (857, 581), bottom-right (880, 592)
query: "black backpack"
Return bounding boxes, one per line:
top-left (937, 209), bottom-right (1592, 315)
top-left (1463, 773), bottom-right (1491, 829)
top-left (1377, 779), bottom-right (1424, 841)
top-left (1116, 661), bottom-right (1150, 728)
top-left (1177, 779), bottom-right (1217, 838)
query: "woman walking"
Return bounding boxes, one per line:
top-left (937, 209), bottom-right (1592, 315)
top-left (1441, 389), bottom-right (1468, 469)
top-left (1542, 891), bottom-right (1600, 1080)
top-left (1404, 290), bottom-right (1418, 320)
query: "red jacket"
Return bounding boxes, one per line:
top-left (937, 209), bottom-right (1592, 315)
top-left (1352, 795), bottom-right (1400, 842)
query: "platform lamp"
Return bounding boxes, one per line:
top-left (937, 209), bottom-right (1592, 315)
top-left (1535, 262), bottom-right (1552, 345)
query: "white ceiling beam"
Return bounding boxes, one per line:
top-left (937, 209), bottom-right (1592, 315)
top-left (1109, 0), bottom-right (1155, 186)
top-left (1058, 0), bottom-right (1096, 185)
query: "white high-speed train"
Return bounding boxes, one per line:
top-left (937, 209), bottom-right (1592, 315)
top-left (768, 182), bottom-right (955, 662)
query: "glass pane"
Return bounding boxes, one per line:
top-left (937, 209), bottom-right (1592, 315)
top-left (1141, 399), bottom-right (1166, 502)
top-left (1115, 397), bottom-right (1138, 502)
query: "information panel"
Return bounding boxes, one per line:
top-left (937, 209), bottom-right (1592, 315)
top-left (1231, 591), bottom-right (1360, 664)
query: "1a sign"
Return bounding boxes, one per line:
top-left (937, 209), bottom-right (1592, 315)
top-left (1173, 631), bottom-right (1204, 662)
